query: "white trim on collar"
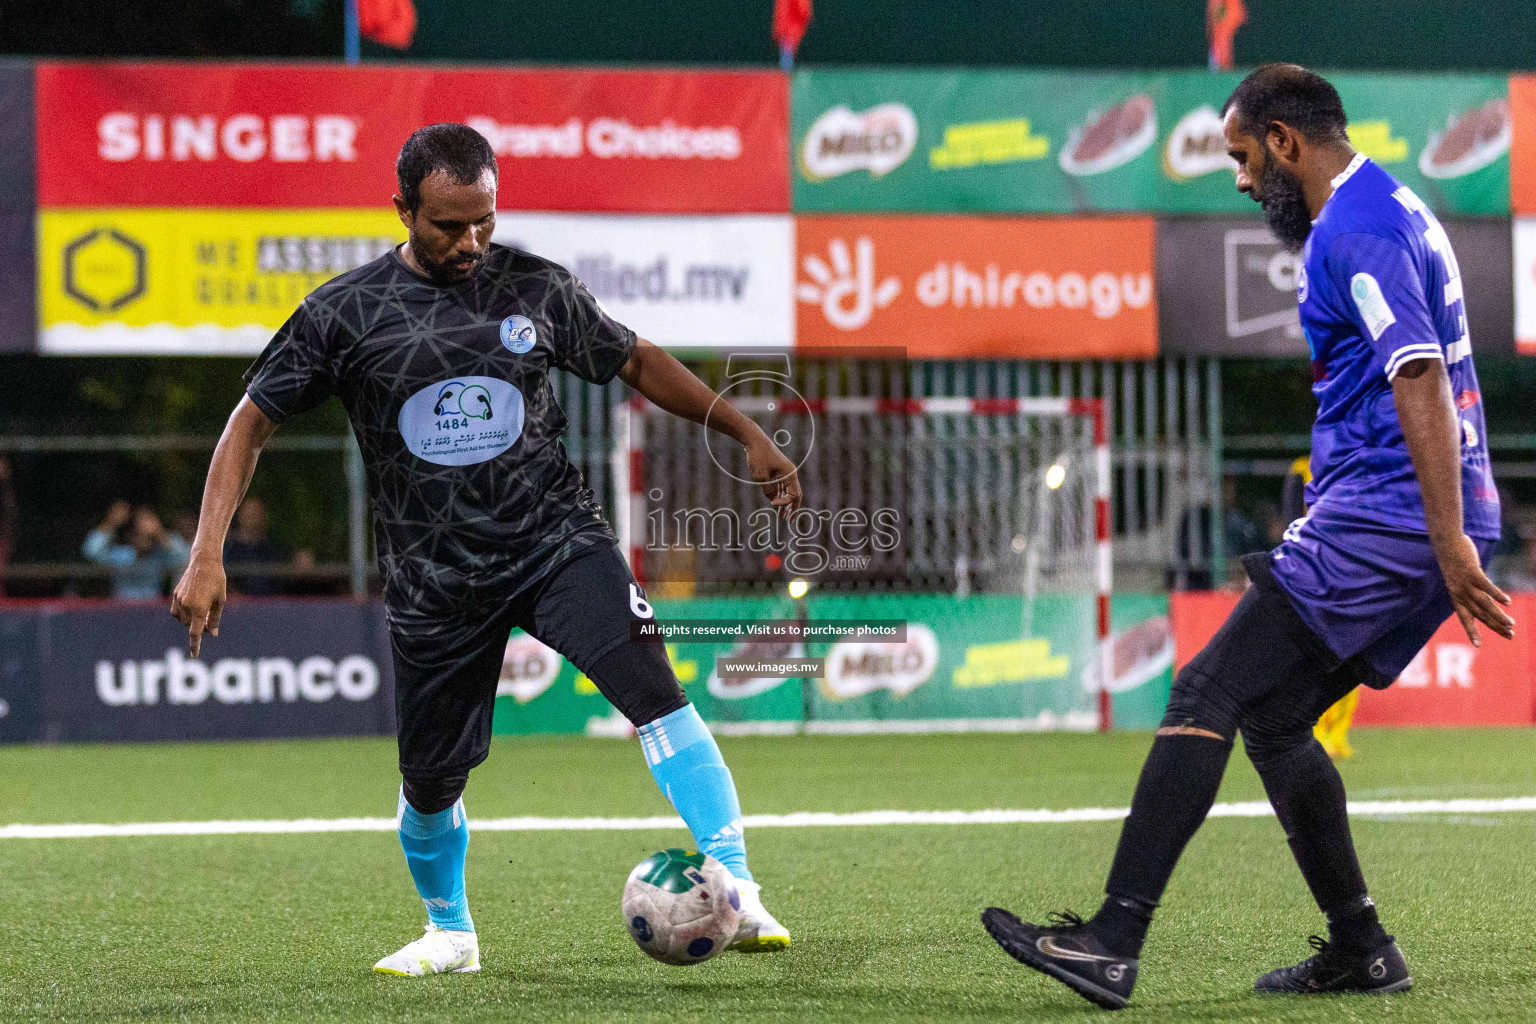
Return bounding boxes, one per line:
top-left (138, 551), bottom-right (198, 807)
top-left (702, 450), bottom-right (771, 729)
top-left (1313, 153), bottom-right (1369, 225)
top-left (1331, 152), bottom-right (1368, 191)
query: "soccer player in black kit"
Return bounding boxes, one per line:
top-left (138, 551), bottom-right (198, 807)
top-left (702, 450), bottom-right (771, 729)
top-left (173, 124), bottom-right (797, 975)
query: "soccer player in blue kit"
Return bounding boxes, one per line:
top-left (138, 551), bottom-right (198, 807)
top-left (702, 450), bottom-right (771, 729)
top-left (980, 65), bottom-right (1512, 1010)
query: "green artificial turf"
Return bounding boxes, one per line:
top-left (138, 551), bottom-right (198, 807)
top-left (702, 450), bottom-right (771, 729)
top-left (2, 728), bottom-right (1535, 1022)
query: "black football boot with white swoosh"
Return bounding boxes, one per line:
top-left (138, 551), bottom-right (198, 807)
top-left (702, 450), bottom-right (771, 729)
top-left (1255, 934), bottom-right (1412, 995)
top-left (981, 908), bottom-right (1138, 1010)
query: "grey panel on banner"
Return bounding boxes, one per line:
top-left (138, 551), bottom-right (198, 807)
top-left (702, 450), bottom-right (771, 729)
top-left (0, 612), bottom-right (43, 743)
top-left (1158, 219), bottom-right (1514, 358)
top-left (36, 599), bottom-right (396, 744)
top-left (0, 63), bottom-right (36, 353)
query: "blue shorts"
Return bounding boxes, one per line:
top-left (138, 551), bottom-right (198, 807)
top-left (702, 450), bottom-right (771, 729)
top-left (1264, 509), bottom-right (1499, 680)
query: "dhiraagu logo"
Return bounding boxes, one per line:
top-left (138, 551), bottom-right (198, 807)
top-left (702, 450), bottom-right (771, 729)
top-left (500, 315), bottom-right (537, 354)
top-left (398, 376), bottom-right (524, 466)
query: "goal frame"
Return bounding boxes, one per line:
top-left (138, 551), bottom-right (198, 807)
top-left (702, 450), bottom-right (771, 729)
top-left (613, 394), bottom-right (1113, 731)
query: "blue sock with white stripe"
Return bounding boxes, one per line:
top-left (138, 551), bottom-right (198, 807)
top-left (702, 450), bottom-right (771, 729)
top-left (638, 704), bottom-right (752, 882)
top-left (397, 790), bottom-right (475, 933)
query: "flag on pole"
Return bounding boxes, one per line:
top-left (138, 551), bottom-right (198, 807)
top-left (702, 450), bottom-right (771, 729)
top-left (774, 0), bottom-right (813, 70)
top-left (1207, 0), bottom-right (1247, 71)
top-left (358, 0), bottom-right (417, 50)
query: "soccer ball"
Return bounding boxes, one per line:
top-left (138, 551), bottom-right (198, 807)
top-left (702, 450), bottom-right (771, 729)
top-left (622, 849), bottom-right (741, 965)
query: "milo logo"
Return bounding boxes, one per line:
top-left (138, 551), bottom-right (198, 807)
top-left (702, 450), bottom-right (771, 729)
top-left (799, 103), bottom-right (918, 182)
top-left (1163, 105), bottom-right (1236, 181)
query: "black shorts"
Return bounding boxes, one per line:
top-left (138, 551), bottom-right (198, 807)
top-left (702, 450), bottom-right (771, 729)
top-left (391, 543), bottom-right (685, 779)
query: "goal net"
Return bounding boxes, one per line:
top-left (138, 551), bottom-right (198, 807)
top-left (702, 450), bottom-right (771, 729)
top-left (614, 393), bottom-right (1112, 730)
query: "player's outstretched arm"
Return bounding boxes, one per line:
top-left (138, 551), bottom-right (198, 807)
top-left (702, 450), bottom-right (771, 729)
top-left (170, 397), bottom-right (279, 657)
top-left (1393, 357), bottom-right (1513, 645)
top-left (616, 339), bottom-right (802, 515)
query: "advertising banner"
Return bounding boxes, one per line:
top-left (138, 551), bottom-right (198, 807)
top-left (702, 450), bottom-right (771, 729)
top-left (793, 68), bottom-right (1163, 214)
top-left (1512, 76), bottom-right (1536, 215)
top-left (1159, 218), bottom-right (1515, 357)
top-left (1327, 72), bottom-right (1510, 217)
top-left (492, 592), bottom-right (1173, 736)
top-left (37, 207), bottom-right (405, 354)
top-left (0, 611), bottom-right (42, 744)
top-left (36, 62), bottom-right (789, 213)
top-left (793, 215), bottom-right (1157, 359)
top-left (494, 214), bottom-right (793, 348)
top-left (1172, 591), bottom-right (1535, 727)
top-left (25, 599), bottom-right (395, 744)
top-left (1515, 218), bottom-right (1536, 355)
top-left (0, 63), bottom-right (35, 353)
top-left (793, 69), bottom-right (1509, 216)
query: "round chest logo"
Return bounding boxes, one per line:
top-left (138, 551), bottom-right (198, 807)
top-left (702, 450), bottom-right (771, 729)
top-left (398, 376), bottom-right (524, 466)
top-left (500, 315), bottom-right (537, 354)
top-left (1296, 265), bottom-right (1309, 304)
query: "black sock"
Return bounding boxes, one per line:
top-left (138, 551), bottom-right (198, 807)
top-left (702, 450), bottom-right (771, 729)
top-left (1093, 732), bottom-right (1235, 957)
top-left (1091, 895), bottom-right (1156, 958)
top-left (1252, 737), bottom-right (1383, 950)
top-left (1327, 897), bottom-right (1388, 953)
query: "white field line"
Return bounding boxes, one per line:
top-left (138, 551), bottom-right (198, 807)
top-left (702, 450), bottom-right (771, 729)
top-left (4, 797), bottom-right (1536, 840)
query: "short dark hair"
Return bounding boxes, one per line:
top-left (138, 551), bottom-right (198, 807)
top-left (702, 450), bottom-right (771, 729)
top-left (1221, 64), bottom-right (1349, 146)
top-left (396, 123), bottom-right (497, 212)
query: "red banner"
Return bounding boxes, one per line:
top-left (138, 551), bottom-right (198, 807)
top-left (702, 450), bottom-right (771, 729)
top-left (1172, 591), bottom-right (1535, 727)
top-left (36, 62), bottom-right (789, 212)
top-left (1511, 75), bottom-right (1536, 216)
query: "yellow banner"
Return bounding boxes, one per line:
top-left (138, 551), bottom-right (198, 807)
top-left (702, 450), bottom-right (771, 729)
top-left (38, 208), bottom-right (405, 354)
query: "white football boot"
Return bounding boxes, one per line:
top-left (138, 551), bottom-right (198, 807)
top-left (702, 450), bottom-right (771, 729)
top-left (729, 879), bottom-right (791, 952)
top-left (373, 923), bottom-right (481, 976)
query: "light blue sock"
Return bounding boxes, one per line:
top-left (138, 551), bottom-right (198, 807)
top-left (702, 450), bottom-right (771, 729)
top-left (638, 704), bottom-right (752, 882)
top-left (396, 789), bottom-right (475, 933)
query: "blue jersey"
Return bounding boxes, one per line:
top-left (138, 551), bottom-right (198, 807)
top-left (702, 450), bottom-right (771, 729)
top-left (1297, 154), bottom-right (1499, 539)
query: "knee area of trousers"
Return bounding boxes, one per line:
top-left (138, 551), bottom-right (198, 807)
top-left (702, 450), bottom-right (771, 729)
top-left (1242, 729), bottom-right (1319, 773)
top-left (588, 640), bottom-right (688, 728)
top-left (402, 773), bottom-right (467, 815)
top-left (1159, 669), bottom-right (1237, 740)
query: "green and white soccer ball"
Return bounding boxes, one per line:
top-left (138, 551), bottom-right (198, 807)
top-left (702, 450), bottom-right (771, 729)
top-left (622, 849), bottom-right (741, 965)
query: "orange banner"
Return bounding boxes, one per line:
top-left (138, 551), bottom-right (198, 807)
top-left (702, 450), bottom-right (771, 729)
top-left (793, 215), bottom-right (1157, 358)
top-left (1172, 591), bottom-right (1535, 727)
top-left (1512, 76), bottom-right (1536, 215)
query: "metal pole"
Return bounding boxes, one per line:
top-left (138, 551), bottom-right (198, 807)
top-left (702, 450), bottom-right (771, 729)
top-left (345, 430), bottom-right (367, 596)
top-left (1207, 358), bottom-right (1226, 585)
top-left (344, 0), bottom-right (361, 65)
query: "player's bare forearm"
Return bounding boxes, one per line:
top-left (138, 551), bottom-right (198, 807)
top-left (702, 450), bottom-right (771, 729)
top-left (171, 396), bottom-right (278, 655)
top-left (190, 397), bottom-right (277, 561)
top-left (1393, 358), bottom-right (1464, 554)
top-left (618, 339), bottom-right (763, 445)
top-left (617, 339), bottom-right (802, 512)
top-left (1393, 357), bottom-right (1512, 642)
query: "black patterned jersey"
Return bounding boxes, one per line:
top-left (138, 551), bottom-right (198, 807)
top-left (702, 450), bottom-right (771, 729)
top-left (244, 244), bottom-right (636, 634)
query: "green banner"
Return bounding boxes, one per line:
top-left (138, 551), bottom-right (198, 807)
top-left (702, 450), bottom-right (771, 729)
top-left (491, 592), bottom-right (1172, 735)
top-left (792, 68), bottom-right (1511, 216)
top-left (793, 68), bottom-right (1162, 214)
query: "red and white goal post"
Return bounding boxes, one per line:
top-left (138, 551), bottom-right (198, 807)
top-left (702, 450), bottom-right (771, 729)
top-left (614, 394), bottom-right (1114, 731)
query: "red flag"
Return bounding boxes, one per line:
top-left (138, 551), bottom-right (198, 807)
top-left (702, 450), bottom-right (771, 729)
top-left (358, 0), bottom-right (417, 50)
top-left (1206, 0), bottom-right (1247, 71)
top-left (774, 0), bottom-right (813, 59)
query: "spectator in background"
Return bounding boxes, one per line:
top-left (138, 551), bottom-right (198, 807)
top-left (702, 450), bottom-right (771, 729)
top-left (1173, 477), bottom-right (1266, 589)
top-left (1491, 527), bottom-right (1536, 592)
top-left (82, 501), bottom-right (189, 599)
top-left (224, 497), bottom-right (315, 596)
top-left (0, 456), bottom-right (15, 596)
top-left (172, 510), bottom-right (202, 549)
